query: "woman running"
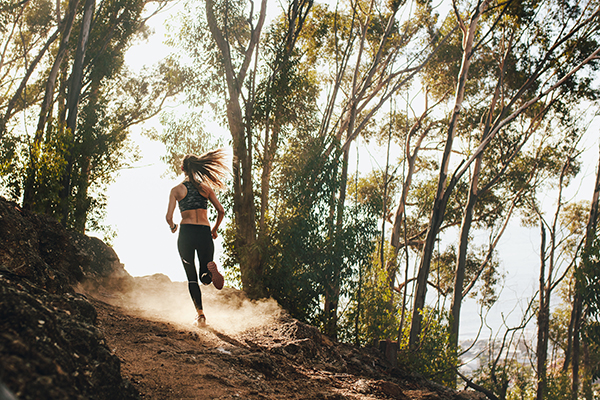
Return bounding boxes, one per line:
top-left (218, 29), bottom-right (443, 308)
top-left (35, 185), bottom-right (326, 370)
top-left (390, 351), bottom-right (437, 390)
top-left (165, 149), bottom-right (229, 327)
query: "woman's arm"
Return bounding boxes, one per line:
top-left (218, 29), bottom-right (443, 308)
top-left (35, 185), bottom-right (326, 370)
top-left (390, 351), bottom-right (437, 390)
top-left (166, 187), bottom-right (178, 233)
top-left (206, 187), bottom-right (225, 239)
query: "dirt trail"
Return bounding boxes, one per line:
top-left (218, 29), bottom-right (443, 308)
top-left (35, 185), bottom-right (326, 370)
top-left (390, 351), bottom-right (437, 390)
top-left (0, 197), bottom-right (481, 400)
top-left (90, 276), bottom-right (483, 400)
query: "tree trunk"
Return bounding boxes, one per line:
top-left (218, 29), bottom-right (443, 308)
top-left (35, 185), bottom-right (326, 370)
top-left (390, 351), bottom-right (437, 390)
top-left (73, 155), bottom-right (90, 233)
top-left (390, 110), bottom-right (430, 248)
top-left (570, 293), bottom-right (583, 400)
top-left (382, 114), bottom-right (392, 287)
top-left (259, 123), bottom-right (278, 234)
top-left (205, 0), bottom-right (268, 299)
top-left (324, 146), bottom-right (350, 339)
top-left (408, 0), bottom-right (492, 350)
top-left (536, 221), bottom-right (548, 400)
top-left (450, 152), bottom-right (482, 350)
top-left (322, 0), bottom-right (382, 336)
top-left (258, 0), bottom-right (313, 236)
top-left (36, 0), bottom-right (80, 136)
top-left (448, 25), bottom-right (513, 352)
top-left (231, 97), bottom-right (262, 298)
top-left (565, 149), bottom-right (600, 399)
top-left (59, 0), bottom-right (95, 227)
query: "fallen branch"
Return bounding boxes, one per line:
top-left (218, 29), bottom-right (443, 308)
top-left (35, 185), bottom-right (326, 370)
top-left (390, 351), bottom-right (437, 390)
top-left (457, 370), bottom-right (501, 400)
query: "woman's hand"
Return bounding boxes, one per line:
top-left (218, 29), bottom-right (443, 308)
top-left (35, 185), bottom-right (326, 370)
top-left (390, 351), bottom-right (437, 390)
top-left (211, 227), bottom-right (218, 239)
top-left (170, 224), bottom-right (178, 233)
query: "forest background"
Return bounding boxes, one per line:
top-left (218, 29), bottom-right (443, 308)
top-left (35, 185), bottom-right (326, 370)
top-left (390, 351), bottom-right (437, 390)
top-left (2, 0), bottom-right (600, 399)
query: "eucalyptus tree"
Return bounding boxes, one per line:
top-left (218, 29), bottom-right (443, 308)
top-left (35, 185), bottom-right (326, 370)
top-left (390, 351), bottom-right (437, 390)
top-left (564, 151), bottom-right (600, 399)
top-left (526, 132), bottom-right (585, 399)
top-left (295, 0), bottom-right (454, 338)
top-left (161, 0), bottom-right (446, 335)
top-left (404, 0), bottom-right (600, 354)
top-left (0, 0), bottom-right (181, 232)
top-left (468, 134), bottom-right (598, 399)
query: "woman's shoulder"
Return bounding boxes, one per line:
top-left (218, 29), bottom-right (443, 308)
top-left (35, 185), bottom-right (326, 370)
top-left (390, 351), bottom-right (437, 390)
top-left (199, 184), bottom-right (215, 198)
top-left (171, 182), bottom-right (187, 196)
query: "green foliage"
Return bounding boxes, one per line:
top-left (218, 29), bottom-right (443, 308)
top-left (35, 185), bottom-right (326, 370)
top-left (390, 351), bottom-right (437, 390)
top-left (560, 201), bottom-right (591, 256)
top-left (24, 0), bottom-right (54, 35)
top-left (349, 170), bottom-right (399, 221)
top-left (474, 356), bottom-right (572, 400)
top-left (168, 0), bottom-right (248, 114)
top-left (260, 135), bottom-right (379, 327)
top-left (545, 373), bottom-right (572, 400)
top-left (580, 235), bottom-right (600, 319)
top-left (152, 111), bottom-right (223, 176)
top-left (0, 133), bottom-right (21, 199)
top-left (22, 126), bottom-right (71, 217)
top-left (582, 322), bottom-right (600, 381)
top-left (0, 0), bottom-right (178, 233)
top-left (576, 234), bottom-right (600, 387)
top-left (474, 356), bottom-right (536, 400)
top-left (398, 308), bottom-right (458, 387)
top-left (340, 245), bottom-right (400, 346)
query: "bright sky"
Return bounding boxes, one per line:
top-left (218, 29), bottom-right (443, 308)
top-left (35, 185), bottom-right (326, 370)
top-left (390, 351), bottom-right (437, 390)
top-left (90, 1), bottom-right (600, 341)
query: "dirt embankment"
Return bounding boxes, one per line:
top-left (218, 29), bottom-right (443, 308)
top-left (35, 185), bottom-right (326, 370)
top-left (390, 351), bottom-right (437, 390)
top-left (0, 197), bottom-right (484, 400)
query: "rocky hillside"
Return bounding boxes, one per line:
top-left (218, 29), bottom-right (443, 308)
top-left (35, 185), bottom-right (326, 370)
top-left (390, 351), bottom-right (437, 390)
top-left (0, 197), bottom-right (485, 400)
top-left (0, 197), bottom-right (137, 400)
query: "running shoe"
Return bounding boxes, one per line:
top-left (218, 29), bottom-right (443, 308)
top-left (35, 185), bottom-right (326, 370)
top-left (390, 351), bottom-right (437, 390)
top-left (195, 314), bottom-right (206, 328)
top-left (207, 261), bottom-right (224, 290)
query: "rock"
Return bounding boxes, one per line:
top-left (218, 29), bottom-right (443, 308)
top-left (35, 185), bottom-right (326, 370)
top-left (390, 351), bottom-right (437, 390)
top-left (375, 380), bottom-right (410, 400)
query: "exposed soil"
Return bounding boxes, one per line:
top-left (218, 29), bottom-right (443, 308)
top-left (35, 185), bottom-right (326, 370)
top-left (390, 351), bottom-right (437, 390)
top-left (89, 277), bottom-right (483, 400)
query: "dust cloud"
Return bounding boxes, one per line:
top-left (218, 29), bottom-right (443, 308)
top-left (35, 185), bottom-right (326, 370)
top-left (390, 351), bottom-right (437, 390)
top-left (97, 273), bottom-right (282, 335)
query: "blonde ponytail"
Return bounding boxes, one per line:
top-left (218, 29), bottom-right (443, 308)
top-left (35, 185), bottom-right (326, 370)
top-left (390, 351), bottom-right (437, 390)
top-left (182, 149), bottom-right (230, 191)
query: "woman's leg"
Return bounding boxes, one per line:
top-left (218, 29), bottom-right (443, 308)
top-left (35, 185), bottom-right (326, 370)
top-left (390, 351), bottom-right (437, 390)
top-left (196, 226), bottom-right (214, 284)
top-left (195, 226), bottom-right (224, 290)
top-left (177, 225), bottom-right (203, 312)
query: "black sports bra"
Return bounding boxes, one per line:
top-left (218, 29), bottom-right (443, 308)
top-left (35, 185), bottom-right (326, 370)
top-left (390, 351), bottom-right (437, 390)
top-left (178, 181), bottom-right (208, 212)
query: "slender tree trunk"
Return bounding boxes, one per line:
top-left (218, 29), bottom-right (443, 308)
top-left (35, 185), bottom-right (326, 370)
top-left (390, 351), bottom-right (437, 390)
top-left (65, 0), bottom-right (94, 140)
top-left (382, 113), bottom-right (392, 287)
top-left (409, 0), bottom-right (492, 350)
top-left (0, 2), bottom-right (29, 73)
top-left (59, 0), bottom-right (95, 226)
top-left (355, 143), bottom-right (362, 345)
top-left (390, 110), bottom-right (430, 248)
top-left (450, 152), bottom-right (482, 351)
top-left (230, 96), bottom-right (261, 297)
top-left (571, 295), bottom-right (583, 400)
top-left (258, 0), bottom-right (313, 237)
top-left (324, 146), bottom-right (350, 339)
top-left (536, 221), bottom-right (548, 400)
top-left (73, 155), bottom-right (90, 232)
top-left (259, 123), bottom-right (278, 233)
top-left (323, 0), bottom-right (367, 331)
top-left (36, 0), bottom-right (79, 136)
top-left (565, 149), bottom-right (600, 399)
top-left (449, 25), bottom-right (512, 352)
top-left (321, 0), bottom-right (370, 338)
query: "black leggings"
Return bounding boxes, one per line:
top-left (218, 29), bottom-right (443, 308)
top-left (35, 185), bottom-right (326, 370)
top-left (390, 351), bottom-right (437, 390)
top-left (177, 224), bottom-right (214, 311)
